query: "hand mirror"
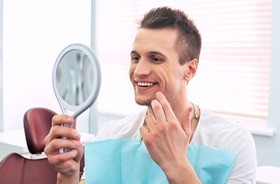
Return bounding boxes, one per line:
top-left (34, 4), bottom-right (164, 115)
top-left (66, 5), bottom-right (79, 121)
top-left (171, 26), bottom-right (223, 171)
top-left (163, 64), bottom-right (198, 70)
top-left (52, 43), bottom-right (101, 152)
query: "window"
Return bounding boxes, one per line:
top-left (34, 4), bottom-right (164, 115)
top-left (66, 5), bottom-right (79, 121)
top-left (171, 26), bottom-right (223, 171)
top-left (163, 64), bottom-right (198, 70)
top-left (95, 0), bottom-right (272, 124)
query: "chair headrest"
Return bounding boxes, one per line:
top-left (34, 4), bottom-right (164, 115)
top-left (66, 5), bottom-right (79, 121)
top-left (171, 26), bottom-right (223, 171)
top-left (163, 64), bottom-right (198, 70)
top-left (23, 107), bottom-right (57, 154)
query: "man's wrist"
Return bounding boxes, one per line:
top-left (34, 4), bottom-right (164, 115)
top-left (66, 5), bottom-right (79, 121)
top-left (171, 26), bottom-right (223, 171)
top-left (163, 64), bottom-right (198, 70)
top-left (57, 172), bottom-right (80, 184)
top-left (164, 159), bottom-right (201, 184)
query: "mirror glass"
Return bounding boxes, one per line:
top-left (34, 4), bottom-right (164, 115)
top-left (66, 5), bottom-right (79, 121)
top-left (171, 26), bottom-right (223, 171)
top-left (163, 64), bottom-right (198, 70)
top-left (56, 49), bottom-right (93, 106)
top-left (53, 43), bottom-right (101, 119)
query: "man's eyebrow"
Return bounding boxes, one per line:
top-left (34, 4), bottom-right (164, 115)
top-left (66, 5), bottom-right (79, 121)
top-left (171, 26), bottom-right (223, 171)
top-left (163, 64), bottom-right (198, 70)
top-left (130, 50), bottom-right (166, 58)
top-left (148, 51), bottom-right (168, 61)
top-left (149, 51), bottom-right (166, 57)
top-left (130, 50), bottom-right (138, 55)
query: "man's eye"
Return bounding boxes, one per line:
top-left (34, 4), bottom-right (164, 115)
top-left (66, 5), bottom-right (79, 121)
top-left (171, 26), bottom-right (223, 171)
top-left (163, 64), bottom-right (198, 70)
top-left (131, 56), bottom-right (140, 63)
top-left (151, 57), bottom-right (162, 63)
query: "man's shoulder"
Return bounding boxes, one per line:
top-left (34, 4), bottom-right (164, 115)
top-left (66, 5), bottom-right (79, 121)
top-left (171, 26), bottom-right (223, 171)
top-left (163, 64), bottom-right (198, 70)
top-left (95, 108), bottom-right (147, 140)
top-left (200, 109), bottom-right (249, 134)
top-left (106, 108), bottom-right (147, 127)
top-left (197, 109), bottom-right (257, 182)
top-left (195, 108), bottom-right (254, 148)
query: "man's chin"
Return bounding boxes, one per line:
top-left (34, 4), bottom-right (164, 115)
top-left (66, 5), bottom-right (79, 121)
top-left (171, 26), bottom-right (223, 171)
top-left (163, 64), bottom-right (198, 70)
top-left (135, 99), bottom-right (151, 106)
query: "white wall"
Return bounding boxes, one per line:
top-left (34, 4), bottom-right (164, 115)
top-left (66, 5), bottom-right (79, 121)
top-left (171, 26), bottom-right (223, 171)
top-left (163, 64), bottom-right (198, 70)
top-left (2, 0), bottom-right (91, 132)
top-left (252, 0), bottom-right (280, 167)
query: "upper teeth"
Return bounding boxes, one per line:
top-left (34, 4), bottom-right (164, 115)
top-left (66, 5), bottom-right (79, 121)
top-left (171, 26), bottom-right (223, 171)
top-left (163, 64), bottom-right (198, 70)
top-left (138, 82), bottom-right (153, 87)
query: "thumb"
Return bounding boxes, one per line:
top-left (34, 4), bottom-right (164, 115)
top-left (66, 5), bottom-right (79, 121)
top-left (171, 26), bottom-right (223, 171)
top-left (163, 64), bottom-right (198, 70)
top-left (181, 106), bottom-right (193, 136)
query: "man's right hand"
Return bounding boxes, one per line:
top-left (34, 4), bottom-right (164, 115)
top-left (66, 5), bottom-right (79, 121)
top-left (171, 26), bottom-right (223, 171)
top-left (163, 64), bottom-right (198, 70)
top-left (44, 114), bottom-right (84, 184)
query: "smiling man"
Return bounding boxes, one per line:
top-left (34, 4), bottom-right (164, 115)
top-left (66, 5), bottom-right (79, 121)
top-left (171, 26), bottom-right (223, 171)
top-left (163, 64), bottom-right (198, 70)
top-left (44, 7), bottom-right (257, 184)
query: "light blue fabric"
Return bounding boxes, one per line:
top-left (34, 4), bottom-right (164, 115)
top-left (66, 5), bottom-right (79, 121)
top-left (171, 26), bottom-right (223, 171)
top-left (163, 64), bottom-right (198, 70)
top-left (85, 139), bottom-right (235, 184)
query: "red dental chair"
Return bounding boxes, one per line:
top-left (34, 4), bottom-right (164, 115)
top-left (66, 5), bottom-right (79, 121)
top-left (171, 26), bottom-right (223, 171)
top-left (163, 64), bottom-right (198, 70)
top-left (0, 107), bottom-right (85, 183)
top-left (0, 107), bottom-right (58, 184)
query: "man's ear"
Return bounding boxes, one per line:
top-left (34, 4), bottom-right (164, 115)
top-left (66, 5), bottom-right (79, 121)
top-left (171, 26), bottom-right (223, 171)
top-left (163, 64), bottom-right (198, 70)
top-left (184, 59), bottom-right (198, 81)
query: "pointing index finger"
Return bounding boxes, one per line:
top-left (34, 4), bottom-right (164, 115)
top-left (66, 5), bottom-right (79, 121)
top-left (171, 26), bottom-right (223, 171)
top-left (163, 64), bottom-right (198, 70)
top-left (155, 92), bottom-right (176, 122)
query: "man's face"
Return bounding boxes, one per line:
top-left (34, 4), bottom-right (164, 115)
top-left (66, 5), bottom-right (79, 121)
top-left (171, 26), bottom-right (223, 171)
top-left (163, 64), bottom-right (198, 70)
top-left (129, 28), bottom-right (188, 106)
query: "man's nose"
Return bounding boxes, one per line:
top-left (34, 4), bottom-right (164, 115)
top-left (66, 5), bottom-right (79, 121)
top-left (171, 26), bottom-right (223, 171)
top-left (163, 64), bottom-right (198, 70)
top-left (134, 59), bottom-right (150, 76)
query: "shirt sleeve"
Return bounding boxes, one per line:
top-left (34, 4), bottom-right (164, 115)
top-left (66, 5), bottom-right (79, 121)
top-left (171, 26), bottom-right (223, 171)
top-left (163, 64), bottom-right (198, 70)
top-left (226, 128), bottom-right (257, 184)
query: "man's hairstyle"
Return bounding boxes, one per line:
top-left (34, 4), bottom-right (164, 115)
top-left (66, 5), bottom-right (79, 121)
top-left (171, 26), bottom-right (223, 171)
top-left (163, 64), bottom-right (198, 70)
top-left (139, 7), bottom-right (202, 65)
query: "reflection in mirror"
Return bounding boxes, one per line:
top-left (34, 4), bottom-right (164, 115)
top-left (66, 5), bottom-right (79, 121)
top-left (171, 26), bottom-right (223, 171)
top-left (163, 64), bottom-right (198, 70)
top-left (56, 50), bottom-right (93, 106)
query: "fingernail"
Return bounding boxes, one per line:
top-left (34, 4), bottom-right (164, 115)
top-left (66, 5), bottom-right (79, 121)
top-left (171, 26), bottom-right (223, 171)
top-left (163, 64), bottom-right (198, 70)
top-left (75, 131), bottom-right (81, 139)
top-left (156, 91), bottom-right (161, 98)
top-left (66, 117), bottom-right (72, 123)
top-left (75, 141), bottom-right (80, 148)
top-left (73, 150), bottom-right (78, 157)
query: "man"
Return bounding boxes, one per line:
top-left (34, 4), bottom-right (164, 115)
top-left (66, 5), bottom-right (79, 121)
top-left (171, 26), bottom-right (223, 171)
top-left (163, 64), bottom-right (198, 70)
top-left (44, 7), bottom-right (257, 184)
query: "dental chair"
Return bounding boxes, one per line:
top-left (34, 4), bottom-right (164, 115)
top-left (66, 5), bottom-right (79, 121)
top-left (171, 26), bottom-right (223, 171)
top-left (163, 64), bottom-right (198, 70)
top-left (0, 107), bottom-right (58, 183)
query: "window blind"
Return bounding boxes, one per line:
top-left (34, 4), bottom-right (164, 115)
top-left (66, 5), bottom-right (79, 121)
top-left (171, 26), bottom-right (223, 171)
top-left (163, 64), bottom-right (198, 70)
top-left (95, 0), bottom-right (272, 120)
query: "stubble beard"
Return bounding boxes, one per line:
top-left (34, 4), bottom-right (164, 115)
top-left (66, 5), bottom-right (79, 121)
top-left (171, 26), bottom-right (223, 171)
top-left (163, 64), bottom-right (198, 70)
top-left (134, 92), bottom-right (154, 107)
top-left (135, 96), bottom-right (152, 107)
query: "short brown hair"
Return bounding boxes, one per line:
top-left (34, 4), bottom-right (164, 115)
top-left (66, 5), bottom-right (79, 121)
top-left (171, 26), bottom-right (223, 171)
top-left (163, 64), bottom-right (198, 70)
top-left (139, 7), bottom-right (202, 65)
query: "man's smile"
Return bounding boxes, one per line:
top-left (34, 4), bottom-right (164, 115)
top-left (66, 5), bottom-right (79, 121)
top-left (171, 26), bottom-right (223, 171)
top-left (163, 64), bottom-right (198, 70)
top-left (137, 81), bottom-right (155, 87)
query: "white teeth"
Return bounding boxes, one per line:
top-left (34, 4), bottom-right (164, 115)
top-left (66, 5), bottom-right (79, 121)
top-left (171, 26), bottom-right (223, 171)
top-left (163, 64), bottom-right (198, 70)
top-left (137, 82), bottom-right (153, 87)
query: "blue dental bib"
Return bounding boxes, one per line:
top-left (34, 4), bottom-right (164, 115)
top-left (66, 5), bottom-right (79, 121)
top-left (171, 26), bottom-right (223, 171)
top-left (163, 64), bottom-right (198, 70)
top-left (85, 139), bottom-right (235, 184)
